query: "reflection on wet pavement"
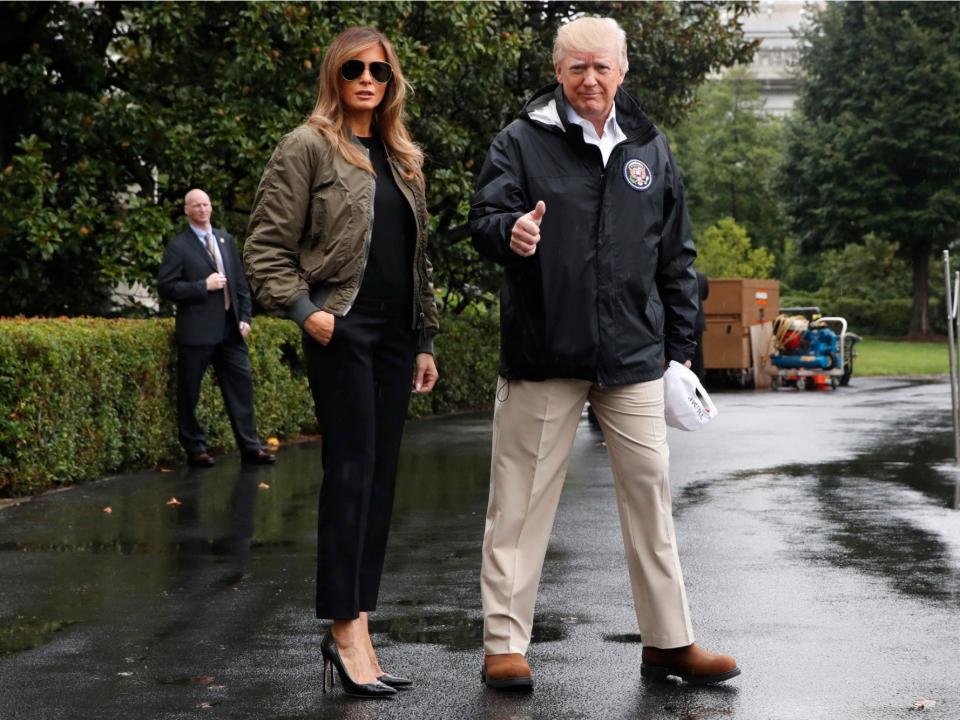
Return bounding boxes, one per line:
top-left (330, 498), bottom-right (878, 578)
top-left (0, 616), bottom-right (78, 655)
top-left (763, 421), bottom-right (960, 606)
top-left (0, 377), bottom-right (959, 719)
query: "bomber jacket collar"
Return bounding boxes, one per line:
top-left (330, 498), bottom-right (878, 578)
top-left (521, 83), bottom-right (656, 144)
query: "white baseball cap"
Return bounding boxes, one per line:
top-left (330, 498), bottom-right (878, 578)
top-left (663, 360), bottom-right (718, 431)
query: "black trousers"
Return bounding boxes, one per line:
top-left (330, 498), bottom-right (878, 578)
top-left (303, 306), bottom-right (417, 620)
top-left (177, 316), bottom-right (261, 454)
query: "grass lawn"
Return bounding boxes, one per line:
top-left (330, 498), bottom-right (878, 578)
top-left (854, 338), bottom-right (949, 376)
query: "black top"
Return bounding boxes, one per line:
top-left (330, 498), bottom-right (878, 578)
top-left (355, 134), bottom-right (416, 318)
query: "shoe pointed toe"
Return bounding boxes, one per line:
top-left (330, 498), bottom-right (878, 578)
top-left (377, 672), bottom-right (413, 688)
top-left (348, 680), bottom-right (397, 697)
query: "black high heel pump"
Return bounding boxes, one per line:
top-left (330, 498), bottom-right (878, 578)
top-left (377, 672), bottom-right (413, 688)
top-left (320, 632), bottom-right (396, 699)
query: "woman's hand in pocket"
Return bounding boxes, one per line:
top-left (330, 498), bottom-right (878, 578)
top-left (304, 310), bottom-right (336, 346)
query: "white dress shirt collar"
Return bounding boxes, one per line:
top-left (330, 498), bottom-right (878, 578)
top-left (190, 225), bottom-right (225, 271)
top-left (190, 224), bottom-right (213, 243)
top-left (564, 102), bottom-right (627, 166)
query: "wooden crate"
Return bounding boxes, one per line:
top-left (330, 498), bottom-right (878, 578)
top-left (702, 279), bottom-right (779, 372)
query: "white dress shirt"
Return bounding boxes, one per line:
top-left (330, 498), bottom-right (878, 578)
top-left (564, 102), bottom-right (627, 166)
top-left (190, 224), bottom-right (225, 269)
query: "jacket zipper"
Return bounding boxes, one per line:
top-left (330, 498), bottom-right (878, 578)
top-left (593, 128), bottom-right (658, 386)
top-left (596, 147), bottom-right (607, 387)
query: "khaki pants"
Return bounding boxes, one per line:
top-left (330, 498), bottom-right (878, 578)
top-left (480, 377), bottom-right (695, 655)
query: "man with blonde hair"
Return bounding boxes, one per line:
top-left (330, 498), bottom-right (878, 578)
top-left (470, 17), bottom-right (739, 689)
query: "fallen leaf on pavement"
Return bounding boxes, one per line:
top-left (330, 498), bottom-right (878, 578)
top-left (258, 482), bottom-right (270, 490)
top-left (166, 497), bottom-right (181, 506)
top-left (913, 698), bottom-right (937, 711)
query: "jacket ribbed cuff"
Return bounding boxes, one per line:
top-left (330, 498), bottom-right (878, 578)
top-left (417, 333), bottom-right (434, 355)
top-left (287, 295), bottom-right (321, 328)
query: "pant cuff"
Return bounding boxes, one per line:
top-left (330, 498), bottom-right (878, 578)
top-left (483, 644), bottom-right (527, 656)
top-left (639, 631), bottom-right (695, 649)
top-left (316, 609), bottom-right (360, 621)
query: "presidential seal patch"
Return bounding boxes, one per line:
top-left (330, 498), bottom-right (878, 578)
top-left (623, 159), bottom-right (652, 191)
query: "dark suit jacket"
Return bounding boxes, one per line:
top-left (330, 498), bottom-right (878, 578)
top-left (158, 226), bottom-right (252, 346)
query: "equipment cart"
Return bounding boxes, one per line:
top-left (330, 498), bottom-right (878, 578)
top-left (768, 312), bottom-right (860, 390)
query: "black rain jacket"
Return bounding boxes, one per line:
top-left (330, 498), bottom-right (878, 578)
top-left (469, 84), bottom-right (698, 386)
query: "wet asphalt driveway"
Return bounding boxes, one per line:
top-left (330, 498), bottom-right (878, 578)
top-left (1, 376), bottom-right (959, 720)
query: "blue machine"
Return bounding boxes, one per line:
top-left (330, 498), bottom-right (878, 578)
top-left (770, 311), bottom-right (859, 391)
top-left (771, 326), bottom-right (842, 370)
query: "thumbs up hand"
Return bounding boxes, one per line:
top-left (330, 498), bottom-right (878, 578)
top-left (509, 200), bottom-right (546, 257)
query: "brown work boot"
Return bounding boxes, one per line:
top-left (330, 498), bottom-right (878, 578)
top-left (481, 653), bottom-right (534, 689)
top-left (641, 643), bottom-right (740, 685)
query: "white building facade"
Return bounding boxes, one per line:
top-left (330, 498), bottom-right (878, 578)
top-left (739, 1), bottom-right (820, 116)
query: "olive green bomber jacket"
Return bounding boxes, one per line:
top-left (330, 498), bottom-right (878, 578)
top-left (243, 125), bottom-right (439, 353)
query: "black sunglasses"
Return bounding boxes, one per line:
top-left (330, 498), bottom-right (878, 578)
top-left (340, 59), bottom-right (393, 84)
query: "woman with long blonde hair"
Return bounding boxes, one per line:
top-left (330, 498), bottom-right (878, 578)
top-left (245, 26), bottom-right (439, 699)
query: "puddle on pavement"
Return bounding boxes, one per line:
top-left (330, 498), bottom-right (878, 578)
top-left (603, 632), bottom-right (643, 644)
top-left (369, 611), bottom-right (569, 650)
top-left (744, 412), bottom-right (960, 606)
top-left (674, 480), bottom-right (713, 516)
top-left (2, 401), bottom-right (958, 664)
top-left (0, 421), bottom-right (496, 657)
top-left (0, 539), bottom-right (158, 554)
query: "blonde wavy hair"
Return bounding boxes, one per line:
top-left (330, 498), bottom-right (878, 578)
top-left (306, 27), bottom-right (424, 188)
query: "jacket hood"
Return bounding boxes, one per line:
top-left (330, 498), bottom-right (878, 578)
top-left (520, 83), bottom-right (656, 142)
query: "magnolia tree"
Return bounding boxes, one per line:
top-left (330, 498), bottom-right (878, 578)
top-left (0, 1), bottom-right (757, 316)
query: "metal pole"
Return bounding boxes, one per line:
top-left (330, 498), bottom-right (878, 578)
top-left (954, 268), bottom-right (960, 508)
top-left (942, 251), bottom-right (959, 464)
top-left (954, 270), bottom-right (960, 442)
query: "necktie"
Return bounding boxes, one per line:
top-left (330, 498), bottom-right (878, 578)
top-left (205, 232), bottom-right (230, 310)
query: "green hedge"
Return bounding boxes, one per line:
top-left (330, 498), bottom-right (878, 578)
top-left (0, 312), bottom-right (500, 497)
top-left (410, 306), bottom-right (500, 418)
